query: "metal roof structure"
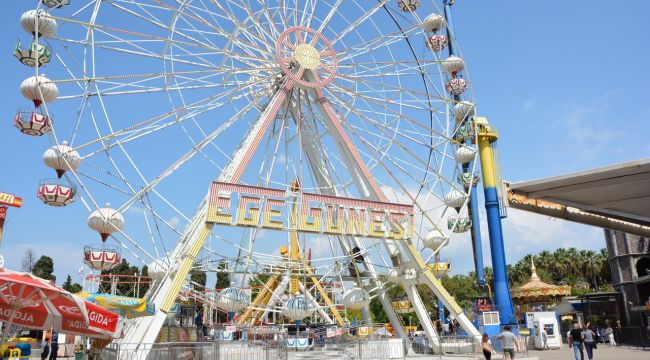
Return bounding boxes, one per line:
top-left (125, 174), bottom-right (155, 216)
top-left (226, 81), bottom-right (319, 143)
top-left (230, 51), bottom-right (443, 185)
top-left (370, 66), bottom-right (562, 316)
top-left (506, 158), bottom-right (650, 236)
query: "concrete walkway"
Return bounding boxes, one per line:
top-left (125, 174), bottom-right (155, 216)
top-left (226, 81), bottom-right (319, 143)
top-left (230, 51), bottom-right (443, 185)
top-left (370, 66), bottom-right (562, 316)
top-left (526, 345), bottom-right (649, 360)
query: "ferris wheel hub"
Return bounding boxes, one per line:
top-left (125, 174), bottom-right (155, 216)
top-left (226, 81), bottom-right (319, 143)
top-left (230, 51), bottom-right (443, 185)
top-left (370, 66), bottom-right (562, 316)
top-left (294, 43), bottom-right (321, 70)
top-left (276, 27), bottom-right (337, 89)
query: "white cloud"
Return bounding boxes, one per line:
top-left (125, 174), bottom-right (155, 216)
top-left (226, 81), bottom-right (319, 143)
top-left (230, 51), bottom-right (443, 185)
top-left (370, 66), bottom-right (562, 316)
top-left (444, 206), bottom-right (605, 276)
top-left (552, 95), bottom-right (624, 161)
top-left (168, 216), bottom-right (181, 229)
top-left (522, 96), bottom-right (536, 112)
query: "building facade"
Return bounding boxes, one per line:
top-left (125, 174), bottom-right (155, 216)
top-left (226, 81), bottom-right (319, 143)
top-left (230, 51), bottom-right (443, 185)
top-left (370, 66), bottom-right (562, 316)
top-left (604, 229), bottom-right (650, 329)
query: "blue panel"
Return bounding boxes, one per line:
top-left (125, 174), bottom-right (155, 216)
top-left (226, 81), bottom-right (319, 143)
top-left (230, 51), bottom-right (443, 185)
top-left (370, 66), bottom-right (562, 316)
top-left (484, 187), bottom-right (516, 325)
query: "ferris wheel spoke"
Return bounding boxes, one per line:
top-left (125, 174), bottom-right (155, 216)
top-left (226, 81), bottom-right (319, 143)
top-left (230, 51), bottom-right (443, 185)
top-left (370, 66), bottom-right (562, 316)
top-left (315, 0), bottom-right (342, 34)
top-left (227, 0), bottom-right (281, 53)
top-left (73, 73), bottom-right (275, 154)
top-left (329, 0), bottom-right (389, 46)
top-left (334, 24), bottom-right (421, 63)
top-left (156, 0), bottom-right (275, 60)
top-left (176, 4), bottom-right (273, 60)
top-left (322, 86), bottom-right (459, 193)
top-left (50, 14), bottom-right (270, 64)
top-left (202, 0), bottom-right (275, 55)
top-left (82, 89), bottom-right (275, 160)
top-left (114, 85), bottom-right (274, 213)
top-left (328, 81), bottom-right (450, 140)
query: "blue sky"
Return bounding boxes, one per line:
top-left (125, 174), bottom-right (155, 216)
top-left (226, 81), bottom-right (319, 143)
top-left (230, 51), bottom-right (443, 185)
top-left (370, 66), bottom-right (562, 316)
top-left (0, 1), bottom-right (649, 285)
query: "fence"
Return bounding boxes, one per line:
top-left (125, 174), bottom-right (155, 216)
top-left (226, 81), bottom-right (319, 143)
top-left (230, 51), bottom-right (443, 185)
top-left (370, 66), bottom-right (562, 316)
top-left (100, 341), bottom-right (287, 360)
top-left (99, 335), bottom-right (529, 359)
top-left (617, 327), bottom-right (649, 349)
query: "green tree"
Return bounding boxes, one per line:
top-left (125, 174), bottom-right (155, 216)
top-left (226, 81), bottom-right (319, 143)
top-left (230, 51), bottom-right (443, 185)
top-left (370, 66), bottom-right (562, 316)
top-left (62, 275), bottom-right (82, 293)
top-left (215, 260), bottom-right (230, 290)
top-left (139, 265), bottom-right (150, 297)
top-left (32, 255), bottom-right (56, 283)
top-left (100, 259), bottom-right (141, 296)
top-left (191, 272), bottom-right (207, 289)
top-left (248, 272), bottom-right (271, 299)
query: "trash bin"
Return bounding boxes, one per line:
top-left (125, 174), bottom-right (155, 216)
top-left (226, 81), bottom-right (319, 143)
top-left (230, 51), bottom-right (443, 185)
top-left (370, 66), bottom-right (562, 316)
top-left (75, 351), bottom-right (84, 360)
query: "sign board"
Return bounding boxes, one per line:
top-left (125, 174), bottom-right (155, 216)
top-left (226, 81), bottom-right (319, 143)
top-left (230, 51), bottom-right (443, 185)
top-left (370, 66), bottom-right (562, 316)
top-left (208, 182), bottom-right (414, 240)
top-left (225, 325), bottom-right (237, 332)
top-left (0, 192), bottom-right (22, 208)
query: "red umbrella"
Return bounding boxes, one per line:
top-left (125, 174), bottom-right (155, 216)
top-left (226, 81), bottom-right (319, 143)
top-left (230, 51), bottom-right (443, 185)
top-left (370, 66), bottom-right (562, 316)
top-left (0, 269), bottom-right (123, 339)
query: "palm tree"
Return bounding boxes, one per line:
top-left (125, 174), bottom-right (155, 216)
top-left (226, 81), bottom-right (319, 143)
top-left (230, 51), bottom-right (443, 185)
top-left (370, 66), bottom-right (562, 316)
top-left (581, 250), bottom-right (600, 290)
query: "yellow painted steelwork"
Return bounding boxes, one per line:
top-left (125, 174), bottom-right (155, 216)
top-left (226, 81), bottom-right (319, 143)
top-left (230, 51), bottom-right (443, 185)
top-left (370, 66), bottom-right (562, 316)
top-left (238, 274), bottom-right (280, 324)
top-left (475, 117), bottom-right (499, 188)
top-left (161, 224), bottom-right (213, 312)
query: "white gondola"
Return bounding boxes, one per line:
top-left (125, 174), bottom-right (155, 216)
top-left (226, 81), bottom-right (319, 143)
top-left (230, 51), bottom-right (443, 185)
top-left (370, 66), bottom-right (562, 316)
top-left (447, 215), bottom-right (472, 233)
top-left (444, 189), bottom-right (467, 210)
top-left (454, 146), bottom-right (477, 165)
top-left (37, 178), bottom-right (75, 207)
top-left (454, 101), bottom-right (476, 121)
top-left (446, 78), bottom-right (468, 95)
top-left (426, 34), bottom-right (447, 52)
top-left (442, 56), bottom-right (466, 76)
top-left (423, 229), bottom-right (448, 251)
top-left (43, 141), bottom-right (81, 178)
top-left (43, 0), bottom-right (70, 9)
top-left (14, 107), bottom-right (52, 136)
top-left (14, 40), bottom-right (52, 67)
top-left (341, 287), bottom-right (371, 310)
top-left (282, 294), bottom-right (314, 322)
top-left (87, 204), bottom-right (125, 242)
top-left (398, 0), bottom-right (420, 12)
top-left (217, 286), bottom-right (250, 318)
top-left (20, 10), bottom-right (58, 38)
top-left (421, 13), bottom-right (445, 33)
top-left (20, 75), bottom-right (58, 107)
top-left (83, 245), bottom-right (122, 271)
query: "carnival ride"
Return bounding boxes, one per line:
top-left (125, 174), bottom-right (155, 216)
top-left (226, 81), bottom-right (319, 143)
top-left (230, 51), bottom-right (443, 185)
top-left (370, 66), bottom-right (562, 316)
top-left (11, 0), bottom-right (517, 353)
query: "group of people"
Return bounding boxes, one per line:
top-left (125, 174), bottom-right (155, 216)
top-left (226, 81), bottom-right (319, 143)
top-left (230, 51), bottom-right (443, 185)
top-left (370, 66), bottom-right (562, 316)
top-left (568, 322), bottom-right (616, 360)
top-left (434, 318), bottom-right (462, 336)
top-left (480, 325), bottom-right (518, 360)
top-left (39, 332), bottom-right (59, 360)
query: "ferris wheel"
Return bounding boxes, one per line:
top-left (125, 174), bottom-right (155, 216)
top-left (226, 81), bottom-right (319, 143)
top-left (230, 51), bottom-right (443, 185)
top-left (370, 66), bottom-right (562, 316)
top-left (14, 0), bottom-right (483, 345)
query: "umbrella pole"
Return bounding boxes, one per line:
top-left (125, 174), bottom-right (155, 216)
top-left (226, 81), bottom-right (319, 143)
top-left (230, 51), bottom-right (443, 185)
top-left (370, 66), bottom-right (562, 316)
top-left (0, 308), bottom-right (18, 350)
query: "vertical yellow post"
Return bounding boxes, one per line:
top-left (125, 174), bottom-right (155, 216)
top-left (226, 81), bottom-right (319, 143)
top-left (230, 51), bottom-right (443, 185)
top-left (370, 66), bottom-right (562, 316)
top-left (289, 180), bottom-right (301, 294)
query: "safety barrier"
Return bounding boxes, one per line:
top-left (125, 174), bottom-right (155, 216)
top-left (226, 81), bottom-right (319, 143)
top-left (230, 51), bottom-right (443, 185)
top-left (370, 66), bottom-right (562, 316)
top-left (99, 335), bottom-right (530, 359)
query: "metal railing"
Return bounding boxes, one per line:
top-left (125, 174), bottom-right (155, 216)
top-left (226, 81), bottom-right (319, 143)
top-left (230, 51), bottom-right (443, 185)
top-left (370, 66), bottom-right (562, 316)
top-left (98, 335), bottom-right (530, 359)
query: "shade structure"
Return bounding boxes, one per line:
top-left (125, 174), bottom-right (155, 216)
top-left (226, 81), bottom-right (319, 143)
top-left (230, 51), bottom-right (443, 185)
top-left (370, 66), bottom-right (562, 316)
top-left (0, 269), bottom-right (123, 338)
top-left (510, 259), bottom-right (571, 301)
top-left (77, 292), bottom-right (154, 319)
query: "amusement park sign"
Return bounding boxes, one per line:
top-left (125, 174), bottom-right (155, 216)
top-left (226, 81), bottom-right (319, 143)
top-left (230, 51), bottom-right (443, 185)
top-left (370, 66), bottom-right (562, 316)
top-left (207, 182), bottom-right (414, 240)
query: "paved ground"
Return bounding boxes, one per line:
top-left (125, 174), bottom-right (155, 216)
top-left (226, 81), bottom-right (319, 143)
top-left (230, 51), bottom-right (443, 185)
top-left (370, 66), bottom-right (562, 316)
top-left (523, 345), bottom-right (649, 360)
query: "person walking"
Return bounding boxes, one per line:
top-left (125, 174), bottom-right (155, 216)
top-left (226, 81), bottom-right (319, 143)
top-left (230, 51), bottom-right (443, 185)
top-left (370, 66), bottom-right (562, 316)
top-left (605, 325), bottom-right (616, 347)
top-left (481, 333), bottom-right (493, 360)
top-left (568, 323), bottom-right (584, 360)
top-left (541, 326), bottom-right (549, 350)
top-left (195, 309), bottom-right (204, 340)
top-left (582, 324), bottom-right (596, 360)
top-left (40, 337), bottom-right (50, 360)
top-left (497, 325), bottom-right (516, 360)
top-left (49, 332), bottom-right (59, 360)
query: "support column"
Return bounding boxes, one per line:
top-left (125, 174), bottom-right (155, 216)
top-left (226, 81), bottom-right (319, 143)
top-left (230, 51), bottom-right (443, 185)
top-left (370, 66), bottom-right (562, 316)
top-left (476, 118), bottom-right (515, 325)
